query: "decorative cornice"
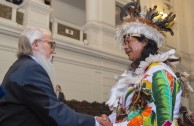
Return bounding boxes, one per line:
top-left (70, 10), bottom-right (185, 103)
top-left (55, 55), bottom-right (124, 73)
top-left (0, 23), bottom-right (129, 66)
top-left (82, 21), bottom-right (116, 35)
top-left (0, 27), bottom-right (20, 53)
top-left (54, 35), bottom-right (129, 65)
top-left (0, 44), bottom-right (17, 53)
top-left (0, 25), bottom-right (22, 38)
top-left (0, 30), bottom-right (19, 39)
top-left (0, 38), bottom-right (125, 74)
top-left (0, 25), bottom-right (129, 73)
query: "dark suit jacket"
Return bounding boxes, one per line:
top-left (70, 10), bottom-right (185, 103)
top-left (0, 55), bottom-right (95, 126)
top-left (0, 87), bottom-right (5, 98)
top-left (58, 91), bottom-right (65, 103)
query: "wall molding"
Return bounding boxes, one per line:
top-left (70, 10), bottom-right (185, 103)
top-left (55, 35), bottom-right (129, 65)
top-left (0, 26), bottom-right (129, 74)
top-left (82, 21), bottom-right (116, 35)
top-left (55, 55), bottom-right (124, 74)
top-left (0, 44), bottom-right (17, 53)
top-left (0, 22), bottom-right (23, 38)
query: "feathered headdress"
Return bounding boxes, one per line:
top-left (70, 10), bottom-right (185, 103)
top-left (116, 2), bottom-right (176, 48)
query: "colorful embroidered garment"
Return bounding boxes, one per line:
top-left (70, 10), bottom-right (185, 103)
top-left (107, 50), bottom-right (182, 126)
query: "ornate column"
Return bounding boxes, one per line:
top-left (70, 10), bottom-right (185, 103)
top-left (83, 0), bottom-right (117, 102)
top-left (22, 0), bottom-right (52, 30)
top-left (85, 0), bottom-right (99, 23)
top-left (83, 0), bottom-right (115, 49)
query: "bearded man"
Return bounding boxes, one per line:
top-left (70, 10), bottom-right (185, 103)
top-left (0, 28), bottom-right (101, 126)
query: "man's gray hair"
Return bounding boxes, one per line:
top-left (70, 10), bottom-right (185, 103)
top-left (21, 27), bottom-right (50, 44)
top-left (17, 28), bottom-right (51, 58)
top-left (16, 35), bottom-right (32, 58)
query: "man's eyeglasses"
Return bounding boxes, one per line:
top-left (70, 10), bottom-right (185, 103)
top-left (37, 39), bottom-right (56, 49)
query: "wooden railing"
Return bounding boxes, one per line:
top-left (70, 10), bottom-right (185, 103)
top-left (65, 99), bottom-right (112, 116)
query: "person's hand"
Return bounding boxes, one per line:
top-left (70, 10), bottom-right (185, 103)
top-left (96, 114), bottom-right (113, 126)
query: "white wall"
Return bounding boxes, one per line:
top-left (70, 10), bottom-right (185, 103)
top-left (0, 32), bottom-right (18, 81)
top-left (51, 0), bottom-right (86, 26)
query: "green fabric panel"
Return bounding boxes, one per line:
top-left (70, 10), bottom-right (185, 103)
top-left (152, 70), bottom-right (172, 126)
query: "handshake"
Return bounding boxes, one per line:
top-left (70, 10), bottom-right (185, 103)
top-left (96, 114), bottom-right (113, 126)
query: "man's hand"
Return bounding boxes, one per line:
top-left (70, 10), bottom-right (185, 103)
top-left (96, 114), bottom-right (113, 126)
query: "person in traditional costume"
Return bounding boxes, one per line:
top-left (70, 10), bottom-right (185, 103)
top-left (97, 1), bottom-right (186, 126)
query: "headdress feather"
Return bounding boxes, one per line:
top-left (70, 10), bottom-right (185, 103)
top-left (116, 1), bottom-right (176, 48)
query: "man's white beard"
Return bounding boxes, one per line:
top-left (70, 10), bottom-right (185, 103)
top-left (35, 53), bottom-right (55, 84)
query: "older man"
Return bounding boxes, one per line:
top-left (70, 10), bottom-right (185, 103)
top-left (0, 28), bottom-right (102, 126)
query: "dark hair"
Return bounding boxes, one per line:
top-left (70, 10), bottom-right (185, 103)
top-left (56, 85), bottom-right (62, 92)
top-left (130, 35), bottom-right (158, 69)
top-left (56, 85), bottom-right (61, 89)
